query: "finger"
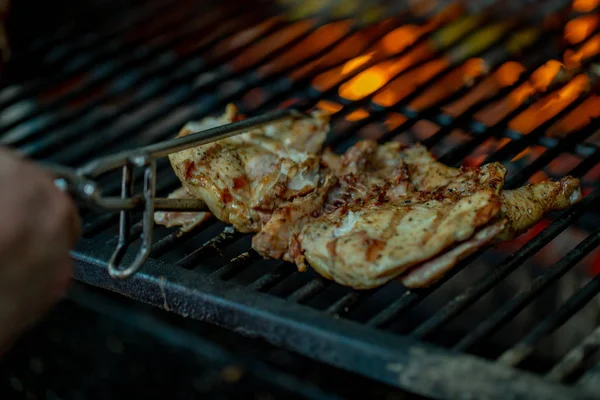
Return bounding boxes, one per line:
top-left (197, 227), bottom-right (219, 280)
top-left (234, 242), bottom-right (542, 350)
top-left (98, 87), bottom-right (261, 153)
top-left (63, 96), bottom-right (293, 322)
top-left (45, 258), bottom-right (73, 307)
top-left (60, 191), bottom-right (81, 248)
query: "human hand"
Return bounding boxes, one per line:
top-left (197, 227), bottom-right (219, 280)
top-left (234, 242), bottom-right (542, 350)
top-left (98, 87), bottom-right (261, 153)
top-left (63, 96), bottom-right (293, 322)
top-left (0, 147), bottom-right (80, 352)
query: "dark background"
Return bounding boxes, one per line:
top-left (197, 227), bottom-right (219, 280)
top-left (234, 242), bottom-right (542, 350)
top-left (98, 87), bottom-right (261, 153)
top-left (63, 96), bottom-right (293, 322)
top-left (0, 282), bottom-right (421, 399)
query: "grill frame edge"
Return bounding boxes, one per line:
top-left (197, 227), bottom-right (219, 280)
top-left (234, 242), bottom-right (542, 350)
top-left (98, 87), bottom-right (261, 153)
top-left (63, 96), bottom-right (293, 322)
top-left (73, 238), bottom-right (595, 400)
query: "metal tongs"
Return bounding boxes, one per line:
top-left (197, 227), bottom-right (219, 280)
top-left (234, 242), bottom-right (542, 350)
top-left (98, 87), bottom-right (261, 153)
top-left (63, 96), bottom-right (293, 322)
top-left (46, 108), bottom-right (308, 279)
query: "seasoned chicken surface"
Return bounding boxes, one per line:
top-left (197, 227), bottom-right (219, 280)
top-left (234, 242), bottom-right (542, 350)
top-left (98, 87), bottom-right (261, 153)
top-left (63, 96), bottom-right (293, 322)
top-left (292, 142), bottom-right (581, 289)
top-left (293, 142), bottom-right (508, 289)
top-left (169, 104), bottom-right (329, 233)
top-left (166, 106), bottom-right (583, 289)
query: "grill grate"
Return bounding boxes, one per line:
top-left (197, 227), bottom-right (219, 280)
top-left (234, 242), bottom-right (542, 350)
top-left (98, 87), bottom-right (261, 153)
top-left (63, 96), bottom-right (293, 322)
top-left (3, 0), bottom-right (600, 398)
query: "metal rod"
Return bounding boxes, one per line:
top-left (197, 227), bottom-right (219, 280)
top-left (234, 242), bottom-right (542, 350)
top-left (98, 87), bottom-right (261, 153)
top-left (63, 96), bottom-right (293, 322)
top-left (176, 226), bottom-right (243, 269)
top-left (498, 273), bottom-right (600, 367)
top-left (452, 229), bottom-right (600, 352)
top-left (210, 250), bottom-right (262, 281)
top-left (249, 262), bottom-right (295, 292)
top-left (288, 278), bottom-right (329, 304)
top-left (78, 108), bottom-right (304, 177)
top-left (406, 189), bottom-right (600, 338)
top-left (546, 324), bottom-right (600, 382)
top-left (88, 196), bottom-right (208, 212)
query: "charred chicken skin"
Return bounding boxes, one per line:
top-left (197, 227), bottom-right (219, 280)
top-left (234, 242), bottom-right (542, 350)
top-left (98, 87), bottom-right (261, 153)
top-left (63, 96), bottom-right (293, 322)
top-left (158, 105), bottom-right (583, 289)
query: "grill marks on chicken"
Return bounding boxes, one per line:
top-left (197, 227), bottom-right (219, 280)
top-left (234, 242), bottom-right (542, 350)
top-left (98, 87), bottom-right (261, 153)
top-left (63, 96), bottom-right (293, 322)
top-left (162, 108), bottom-right (583, 289)
top-left (294, 142), bottom-right (508, 289)
top-left (169, 104), bottom-right (329, 232)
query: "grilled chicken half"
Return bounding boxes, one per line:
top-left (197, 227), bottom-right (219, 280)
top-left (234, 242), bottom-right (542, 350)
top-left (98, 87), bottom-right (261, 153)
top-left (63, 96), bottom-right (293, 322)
top-left (165, 106), bottom-right (583, 289)
top-left (168, 104), bottom-right (329, 233)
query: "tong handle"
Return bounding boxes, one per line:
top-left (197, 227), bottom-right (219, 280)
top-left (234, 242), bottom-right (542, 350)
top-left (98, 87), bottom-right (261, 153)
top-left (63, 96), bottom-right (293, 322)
top-left (45, 108), bottom-right (308, 279)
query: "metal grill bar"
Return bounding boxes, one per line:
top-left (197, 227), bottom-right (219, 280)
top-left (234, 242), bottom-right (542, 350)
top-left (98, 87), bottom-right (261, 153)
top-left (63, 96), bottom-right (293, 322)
top-left (210, 250), bottom-right (262, 281)
top-left (326, 292), bottom-right (363, 316)
top-left (409, 189), bottom-right (600, 339)
top-left (498, 274), bottom-right (600, 367)
top-left (546, 325), bottom-right (600, 382)
top-left (0, 4), bottom-right (258, 147)
top-left (2, 0), bottom-right (170, 89)
top-left (150, 226), bottom-right (205, 258)
top-left (366, 250), bottom-right (485, 328)
top-left (176, 227), bottom-right (244, 269)
top-left (506, 118), bottom-right (600, 188)
top-left (6, 1), bottom-right (600, 398)
top-left (44, 26), bottom-right (323, 166)
top-left (453, 228), bottom-right (600, 352)
top-left (249, 263), bottom-right (295, 292)
top-left (0, 0), bottom-right (198, 110)
top-left (288, 278), bottom-right (329, 304)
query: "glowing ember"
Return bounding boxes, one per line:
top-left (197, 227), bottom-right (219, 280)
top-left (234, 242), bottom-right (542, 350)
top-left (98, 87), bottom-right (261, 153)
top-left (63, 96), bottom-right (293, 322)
top-left (547, 95), bottom-right (600, 137)
top-left (464, 137), bottom-right (511, 167)
top-left (564, 33), bottom-right (600, 68)
top-left (293, 19), bottom-right (397, 83)
top-left (509, 74), bottom-right (589, 134)
top-left (380, 25), bottom-right (423, 55)
top-left (564, 15), bottom-right (599, 44)
top-left (339, 62), bottom-right (393, 100)
top-left (345, 108), bottom-right (370, 121)
top-left (511, 147), bottom-right (532, 162)
top-left (258, 20), bottom-right (352, 77)
top-left (316, 100), bottom-right (343, 115)
top-left (408, 57), bottom-right (486, 111)
top-left (374, 58), bottom-right (450, 107)
top-left (443, 61), bottom-right (526, 117)
top-left (338, 45), bottom-right (433, 100)
top-left (495, 62), bottom-right (527, 86)
top-left (470, 60), bottom-right (563, 122)
top-left (230, 20), bottom-right (315, 71)
top-left (530, 60), bottom-right (563, 91)
top-left (385, 113), bottom-right (408, 131)
top-left (341, 53), bottom-right (375, 75)
top-left (572, 0), bottom-right (599, 12)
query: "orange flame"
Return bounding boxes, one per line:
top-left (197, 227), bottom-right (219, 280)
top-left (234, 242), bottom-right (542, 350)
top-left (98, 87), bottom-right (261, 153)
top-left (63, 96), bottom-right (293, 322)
top-left (494, 61), bottom-right (527, 86)
top-left (316, 100), bottom-right (343, 115)
top-left (258, 20), bottom-right (352, 77)
top-left (573, 0), bottom-right (599, 12)
top-left (564, 15), bottom-right (599, 44)
top-left (530, 60), bottom-right (564, 92)
top-left (443, 61), bottom-right (525, 117)
top-left (511, 147), bottom-right (532, 162)
top-left (294, 19), bottom-right (397, 83)
top-left (380, 25), bottom-right (423, 55)
top-left (374, 58), bottom-right (449, 107)
top-left (338, 44), bottom-right (434, 100)
top-left (473, 61), bottom-right (563, 126)
top-left (509, 74), bottom-right (589, 134)
top-left (564, 33), bottom-right (600, 68)
top-left (311, 4), bottom-right (458, 94)
top-left (547, 95), bottom-right (600, 137)
top-left (339, 62), bottom-right (393, 100)
top-left (385, 113), bottom-right (409, 130)
top-left (345, 108), bottom-right (370, 121)
top-left (408, 57), bottom-right (487, 111)
top-left (341, 53), bottom-right (375, 75)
